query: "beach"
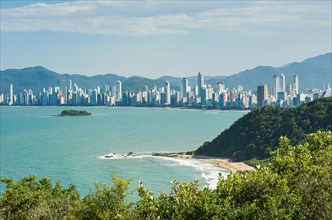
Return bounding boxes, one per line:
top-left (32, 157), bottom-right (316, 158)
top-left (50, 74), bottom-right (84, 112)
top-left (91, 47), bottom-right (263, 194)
top-left (152, 153), bottom-right (254, 173)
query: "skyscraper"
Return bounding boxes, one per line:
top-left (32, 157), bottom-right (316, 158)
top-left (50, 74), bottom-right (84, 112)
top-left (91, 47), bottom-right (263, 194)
top-left (165, 81), bottom-right (171, 104)
top-left (68, 79), bottom-right (73, 103)
top-left (69, 79), bottom-right (72, 91)
top-left (60, 80), bottom-right (67, 104)
top-left (90, 89), bottom-right (98, 105)
top-left (116, 81), bottom-right (122, 102)
top-left (286, 84), bottom-right (292, 95)
top-left (257, 84), bottom-right (268, 107)
top-left (280, 73), bottom-right (286, 92)
top-left (198, 72), bottom-right (204, 97)
top-left (9, 83), bottom-right (13, 106)
top-left (181, 78), bottom-right (189, 99)
top-left (274, 75), bottom-right (280, 98)
top-left (294, 74), bottom-right (299, 95)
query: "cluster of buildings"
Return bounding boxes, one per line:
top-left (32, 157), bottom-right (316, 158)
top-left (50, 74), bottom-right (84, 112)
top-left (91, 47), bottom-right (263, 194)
top-left (1, 72), bottom-right (331, 109)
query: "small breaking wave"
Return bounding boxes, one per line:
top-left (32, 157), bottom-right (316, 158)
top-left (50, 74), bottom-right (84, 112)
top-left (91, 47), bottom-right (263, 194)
top-left (157, 156), bottom-right (228, 189)
top-left (98, 151), bottom-right (229, 189)
top-left (97, 152), bottom-right (153, 160)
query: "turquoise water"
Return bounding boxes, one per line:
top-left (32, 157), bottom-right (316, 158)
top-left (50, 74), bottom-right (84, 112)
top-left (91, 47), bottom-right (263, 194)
top-left (0, 106), bottom-right (246, 196)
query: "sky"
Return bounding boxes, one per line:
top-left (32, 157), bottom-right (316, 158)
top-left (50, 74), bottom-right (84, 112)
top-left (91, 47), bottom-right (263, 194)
top-left (0, 0), bottom-right (331, 78)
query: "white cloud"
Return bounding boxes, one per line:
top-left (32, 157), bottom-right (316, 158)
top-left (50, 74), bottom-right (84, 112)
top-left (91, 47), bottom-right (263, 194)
top-left (1, 1), bottom-right (331, 36)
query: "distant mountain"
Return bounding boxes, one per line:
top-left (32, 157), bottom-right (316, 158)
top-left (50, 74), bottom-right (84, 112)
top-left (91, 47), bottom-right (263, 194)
top-left (204, 52), bottom-right (331, 91)
top-left (195, 97), bottom-right (332, 161)
top-left (1, 52), bottom-right (331, 93)
top-left (0, 67), bottom-right (180, 93)
top-left (123, 76), bottom-right (179, 92)
top-left (0, 66), bottom-right (126, 93)
top-left (159, 53), bottom-right (331, 91)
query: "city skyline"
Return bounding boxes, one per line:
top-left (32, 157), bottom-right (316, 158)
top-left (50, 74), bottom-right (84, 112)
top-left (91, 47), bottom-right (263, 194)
top-left (1, 1), bottom-right (331, 77)
top-left (2, 71), bottom-right (331, 110)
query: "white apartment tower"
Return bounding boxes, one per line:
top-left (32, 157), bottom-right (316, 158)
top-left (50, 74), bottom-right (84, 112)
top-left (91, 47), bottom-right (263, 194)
top-left (116, 80), bottom-right (122, 102)
top-left (294, 74), bottom-right (299, 95)
top-left (280, 73), bottom-right (286, 92)
top-left (9, 83), bottom-right (14, 106)
top-left (274, 75), bottom-right (280, 98)
top-left (165, 81), bottom-right (171, 104)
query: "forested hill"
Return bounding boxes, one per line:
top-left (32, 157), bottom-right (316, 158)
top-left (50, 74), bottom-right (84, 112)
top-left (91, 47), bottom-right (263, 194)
top-left (195, 97), bottom-right (332, 161)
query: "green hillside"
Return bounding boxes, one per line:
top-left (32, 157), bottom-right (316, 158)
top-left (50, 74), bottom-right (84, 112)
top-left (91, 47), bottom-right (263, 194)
top-left (195, 97), bottom-right (332, 161)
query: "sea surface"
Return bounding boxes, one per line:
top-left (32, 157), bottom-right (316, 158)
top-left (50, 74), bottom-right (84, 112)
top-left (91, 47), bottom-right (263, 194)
top-left (0, 106), bottom-right (246, 197)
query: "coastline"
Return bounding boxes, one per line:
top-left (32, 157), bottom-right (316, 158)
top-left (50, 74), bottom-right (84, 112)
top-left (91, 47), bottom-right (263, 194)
top-left (0, 105), bottom-right (250, 112)
top-left (153, 153), bottom-right (254, 173)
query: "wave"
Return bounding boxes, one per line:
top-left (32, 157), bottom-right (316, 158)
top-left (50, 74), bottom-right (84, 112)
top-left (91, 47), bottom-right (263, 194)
top-left (157, 156), bottom-right (228, 189)
top-left (98, 152), bottom-right (229, 189)
top-left (97, 152), bottom-right (153, 160)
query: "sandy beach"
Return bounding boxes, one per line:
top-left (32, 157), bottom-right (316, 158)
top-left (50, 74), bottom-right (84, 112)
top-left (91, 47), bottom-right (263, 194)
top-left (153, 153), bottom-right (254, 173)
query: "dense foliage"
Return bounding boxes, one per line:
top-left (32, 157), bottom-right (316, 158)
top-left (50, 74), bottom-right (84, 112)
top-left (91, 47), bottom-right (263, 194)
top-left (59, 110), bottom-right (92, 116)
top-left (1, 131), bottom-right (331, 219)
top-left (195, 97), bottom-right (332, 161)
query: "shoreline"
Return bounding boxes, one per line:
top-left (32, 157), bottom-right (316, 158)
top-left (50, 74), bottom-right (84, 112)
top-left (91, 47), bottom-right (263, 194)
top-left (152, 153), bottom-right (254, 173)
top-left (0, 105), bottom-right (250, 112)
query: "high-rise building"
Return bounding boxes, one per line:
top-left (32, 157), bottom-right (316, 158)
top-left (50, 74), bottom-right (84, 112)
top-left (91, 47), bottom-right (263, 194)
top-left (274, 75), bottom-right (280, 98)
top-left (280, 73), bottom-right (286, 92)
top-left (165, 81), bottom-right (171, 104)
top-left (257, 84), bottom-right (268, 107)
top-left (0, 93), bottom-right (4, 105)
top-left (194, 85), bottom-right (199, 96)
top-left (198, 72), bottom-right (204, 96)
top-left (60, 80), bottom-right (67, 104)
top-left (90, 89), bottom-right (98, 105)
top-left (9, 83), bottom-right (14, 106)
top-left (294, 74), bottom-right (299, 95)
top-left (286, 84), bottom-right (292, 95)
top-left (181, 78), bottom-right (189, 99)
top-left (205, 85), bottom-right (214, 100)
top-left (116, 81), bottom-right (122, 102)
top-left (69, 79), bottom-right (72, 91)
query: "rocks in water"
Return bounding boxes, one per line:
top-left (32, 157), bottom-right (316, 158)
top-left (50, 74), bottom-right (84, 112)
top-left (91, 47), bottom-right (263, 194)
top-left (185, 151), bottom-right (194, 155)
top-left (103, 152), bottom-right (135, 159)
top-left (152, 152), bottom-right (177, 157)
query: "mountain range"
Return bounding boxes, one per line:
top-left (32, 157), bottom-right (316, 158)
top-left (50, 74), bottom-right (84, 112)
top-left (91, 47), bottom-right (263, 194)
top-left (1, 52), bottom-right (331, 93)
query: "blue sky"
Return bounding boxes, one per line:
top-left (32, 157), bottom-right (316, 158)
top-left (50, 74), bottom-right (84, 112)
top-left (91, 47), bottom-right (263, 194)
top-left (1, 0), bottom-right (331, 78)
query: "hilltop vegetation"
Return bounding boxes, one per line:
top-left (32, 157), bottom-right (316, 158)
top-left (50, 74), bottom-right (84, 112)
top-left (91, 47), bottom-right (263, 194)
top-left (1, 131), bottom-right (331, 219)
top-left (57, 110), bottom-right (92, 117)
top-left (195, 97), bottom-right (332, 161)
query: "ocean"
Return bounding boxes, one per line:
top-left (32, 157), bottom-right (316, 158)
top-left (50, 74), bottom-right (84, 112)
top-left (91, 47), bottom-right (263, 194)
top-left (0, 106), bottom-right (246, 196)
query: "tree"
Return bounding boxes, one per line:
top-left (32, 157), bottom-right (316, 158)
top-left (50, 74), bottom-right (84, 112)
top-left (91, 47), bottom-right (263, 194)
top-left (74, 174), bottom-right (132, 220)
top-left (0, 176), bottom-right (80, 220)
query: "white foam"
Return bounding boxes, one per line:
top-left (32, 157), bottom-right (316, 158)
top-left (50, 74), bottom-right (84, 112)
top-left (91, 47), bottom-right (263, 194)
top-left (98, 152), bottom-right (229, 189)
top-left (98, 152), bottom-right (153, 160)
top-left (156, 156), bottom-right (229, 189)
